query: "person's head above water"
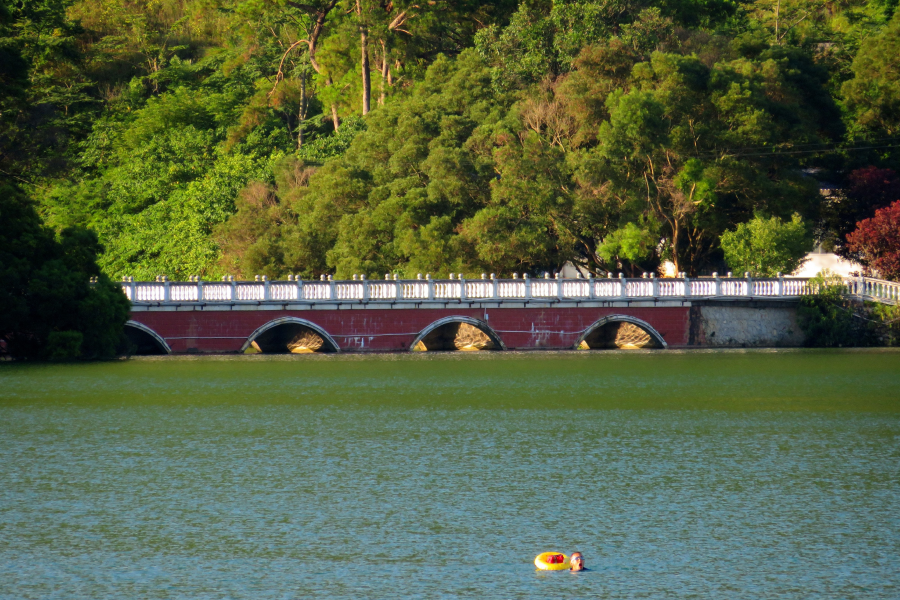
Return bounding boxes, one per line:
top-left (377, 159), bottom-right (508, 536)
top-left (569, 552), bottom-right (585, 571)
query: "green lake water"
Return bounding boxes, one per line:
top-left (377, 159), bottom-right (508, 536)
top-left (2, 349), bottom-right (900, 598)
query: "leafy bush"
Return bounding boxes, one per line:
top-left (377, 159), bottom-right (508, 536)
top-left (797, 275), bottom-right (865, 347)
top-left (47, 331), bottom-right (84, 361)
top-left (296, 117), bottom-right (366, 164)
top-left (869, 303), bottom-right (900, 346)
top-left (721, 214), bottom-right (813, 277)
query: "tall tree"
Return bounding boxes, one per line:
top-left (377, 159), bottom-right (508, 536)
top-left (842, 10), bottom-right (900, 138)
top-left (846, 200), bottom-right (900, 280)
top-left (0, 183), bottom-right (130, 359)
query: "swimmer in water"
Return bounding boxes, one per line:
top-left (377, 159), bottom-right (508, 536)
top-left (569, 552), bottom-right (586, 572)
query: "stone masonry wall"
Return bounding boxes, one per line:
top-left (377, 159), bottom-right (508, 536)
top-left (694, 303), bottom-right (805, 347)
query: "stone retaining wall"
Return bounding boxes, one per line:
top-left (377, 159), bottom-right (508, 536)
top-left (691, 302), bottom-right (805, 347)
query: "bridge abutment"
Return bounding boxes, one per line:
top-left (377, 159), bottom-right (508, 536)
top-left (690, 301), bottom-right (805, 347)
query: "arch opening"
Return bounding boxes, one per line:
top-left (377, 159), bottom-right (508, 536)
top-left (411, 317), bottom-right (505, 352)
top-left (124, 321), bottom-right (170, 355)
top-left (576, 316), bottom-right (666, 350)
top-left (242, 318), bottom-right (339, 354)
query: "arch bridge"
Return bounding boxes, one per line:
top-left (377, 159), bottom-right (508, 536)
top-left (121, 273), bottom-right (898, 354)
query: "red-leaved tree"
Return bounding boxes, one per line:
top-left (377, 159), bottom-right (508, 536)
top-left (846, 200), bottom-right (900, 281)
top-left (833, 167), bottom-right (900, 259)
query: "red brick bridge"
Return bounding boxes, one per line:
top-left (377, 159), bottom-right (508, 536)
top-left (119, 273), bottom-right (884, 354)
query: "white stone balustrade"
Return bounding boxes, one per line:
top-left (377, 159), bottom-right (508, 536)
top-left (120, 275), bottom-right (900, 305)
top-left (235, 283), bottom-right (264, 301)
top-left (858, 277), bottom-right (900, 304)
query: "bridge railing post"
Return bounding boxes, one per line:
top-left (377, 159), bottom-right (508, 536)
top-left (427, 274), bottom-right (434, 300)
top-left (650, 273), bottom-right (658, 298)
top-left (163, 276), bottom-right (171, 303)
top-left (745, 272), bottom-right (752, 298)
top-left (297, 276), bottom-right (303, 301)
top-left (776, 273), bottom-right (784, 297)
top-left (362, 275), bottom-right (369, 302)
top-left (459, 275), bottom-right (466, 301)
top-left (683, 274), bottom-right (691, 299)
top-left (197, 278), bottom-right (204, 302)
top-left (556, 273), bottom-right (562, 301)
top-left (130, 278), bottom-right (137, 303)
top-left (491, 273), bottom-right (498, 300)
top-left (230, 277), bottom-right (236, 301)
top-left (589, 275), bottom-right (595, 300)
top-left (524, 274), bottom-right (531, 300)
top-left (713, 272), bottom-right (721, 297)
top-left (263, 276), bottom-right (270, 301)
top-left (329, 276), bottom-right (336, 300)
top-left (619, 273), bottom-right (627, 299)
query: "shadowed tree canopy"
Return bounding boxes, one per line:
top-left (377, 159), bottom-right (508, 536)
top-left (0, 183), bottom-right (130, 359)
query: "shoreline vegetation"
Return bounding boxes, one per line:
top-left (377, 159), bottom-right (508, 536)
top-left (2, 0), bottom-right (900, 359)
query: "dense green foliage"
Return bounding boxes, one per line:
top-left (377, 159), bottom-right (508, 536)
top-left (797, 276), bottom-right (862, 347)
top-left (3, 0), bottom-right (900, 281)
top-left (797, 274), bottom-right (900, 347)
top-left (0, 183), bottom-right (130, 359)
top-left (720, 214), bottom-right (812, 276)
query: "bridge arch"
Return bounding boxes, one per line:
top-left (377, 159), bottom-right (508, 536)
top-left (411, 316), bottom-right (506, 352)
top-left (241, 317), bottom-right (340, 354)
top-left (575, 315), bottom-right (667, 350)
top-left (124, 320), bottom-right (171, 355)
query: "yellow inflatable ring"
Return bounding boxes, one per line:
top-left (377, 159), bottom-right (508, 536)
top-left (535, 552), bottom-right (569, 570)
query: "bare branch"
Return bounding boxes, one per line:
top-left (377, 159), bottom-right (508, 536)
top-left (778, 12), bottom-right (809, 41)
top-left (388, 6), bottom-right (418, 30)
top-left (269, 39), bottom-right (310, 96)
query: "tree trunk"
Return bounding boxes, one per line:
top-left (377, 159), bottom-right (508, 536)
top-left (297, 72), bottom-right (307, 148)
top-left (326, 75), bottom-right (340, 132)
top-left (331, 103), bottom-right (340, 131)
top-left (379, 39), bottom-right (388, 106)
top-left (671, 220), bottom-right (681, 276)
top-left (360, 28), bottom-right (371, 115)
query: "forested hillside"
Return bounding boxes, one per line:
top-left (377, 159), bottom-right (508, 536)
top-left (2, 0), bottom-right (899, 280)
